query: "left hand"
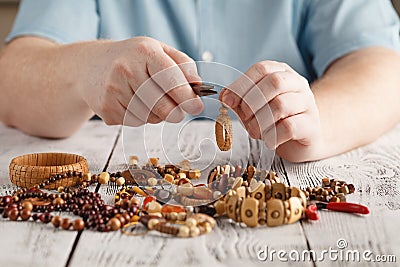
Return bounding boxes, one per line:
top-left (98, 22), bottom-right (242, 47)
top-left (219, 60), bottom-right (322, 162)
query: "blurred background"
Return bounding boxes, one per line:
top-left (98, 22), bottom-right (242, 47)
top-left (1, 0), bottom-right (400, 47)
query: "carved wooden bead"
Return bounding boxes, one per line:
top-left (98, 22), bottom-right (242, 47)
top-left (149, 157), bottom-right (159, 166)
top-left (266, 199), bottom-right (285, 227)
top-left (164, 174), bottom-right (174, 183)
top-left (287, 197), bottom-right (303, 224)
top-left (240, 197), bottom-right (259, 227)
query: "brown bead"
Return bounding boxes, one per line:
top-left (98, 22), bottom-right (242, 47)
top-left (52, 216), bottom-right (62, 228)
top-left (72, 219), bottom-right (85, 231)
top-left (61, 218), bottom-right (71, 230)
top-left (8, 209), bottom-right (19, 221)
top-left (107, 218), bottom-right (121, 231)
top-left (21, 201), bottom-right (33, 211)
top-left (20, 209), bottom-right (31, 221)
top-left (53, 197), bottom-right (65, 206)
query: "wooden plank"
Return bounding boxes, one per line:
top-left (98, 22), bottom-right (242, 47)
top-left (71, 121), bottom-right (311, 267)
top-left (0, 121), bottom-right (120, 266)
top-left (283, 124), bottom-right (400, 266)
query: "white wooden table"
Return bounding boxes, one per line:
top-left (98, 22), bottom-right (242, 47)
top-left (0, 120), bottom-right (399, 267)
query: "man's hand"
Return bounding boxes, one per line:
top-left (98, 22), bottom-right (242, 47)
top-left (80, 36), bottom-right (204, 126)
top-left (220, 60), bottom-right (322, 161)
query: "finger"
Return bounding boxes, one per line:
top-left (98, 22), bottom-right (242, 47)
top-left (246, 92), bottom-right (310, 139)
top-left (162, 44), bottom-right (201, 82)
top-left (131, 76), bottom-right (185, 123)
top-left (220, 61), bottom-right (289, 109)
top-left (263, 113), bottom-right (314, 149)
top-left (147, 51), bottom-right (203, 115)
top-left (240, 71), bottom-right (308, 121)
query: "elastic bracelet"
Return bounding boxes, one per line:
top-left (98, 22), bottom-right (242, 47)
top-left (9, 152), bottom-right (88, 189)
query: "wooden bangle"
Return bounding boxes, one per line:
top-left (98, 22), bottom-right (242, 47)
top-left (215, 105), bottom-right (232, 151)
top-left (9, 152), bottom-right (88, 189)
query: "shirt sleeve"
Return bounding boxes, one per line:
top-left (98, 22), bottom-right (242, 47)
top-left (300, 0), bottom-right (400, 77)
top-left (6, 0), bottom-right (99, 44)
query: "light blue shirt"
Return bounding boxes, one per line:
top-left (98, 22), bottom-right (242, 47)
top-left (6, 0), bottom-right (400, 118)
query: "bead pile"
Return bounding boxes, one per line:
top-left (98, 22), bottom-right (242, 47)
top-left (1, 155), bottom-right (364, 237)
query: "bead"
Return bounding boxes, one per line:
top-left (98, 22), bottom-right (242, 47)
top-left (52, 216), bottom-right (62, 228)
top-left (143, 196), bottom-right (156, 209)
top-left (72, 219), bottom-right (85, 231)
top-left (107, 218), bottom-right (121, 231)
top-left (53, 197), bottom-right (65, 206)
top-left (129, 197), bottom-right (140, 207)
top-left (164, 174), bottom-right (174, 183)
top-left (39, 213), bottom-right (52, 224)
top-left (177, 183), bottom-right (194, 197)
top-left (185, 218), bottom-right (197, 227)
top-left (20, 209), bottom-right (31, 221)
top-left (147, 177), bottom-right (158, 187)
top-left (147, 201), bottom-right (162, 214)
top-left (129, 155), bottom-right (139, 166)
top-left (83, 172), bottom-right (92, 182)
top-left (116, 177), bottom-right (125, 186)
top-left (21, 201), bottom-right (33, 211)
top-left (8, 209), bottom-right (19, 221)
top-left (188, 169), bottom-right (201, 179)
top-left (190, 226), bottom-right (200, 237)
top-left (178, 225), bottom-right (190, 237)
top-left (148, 218), bottom-right (159, 230)
top-left (177, 212), bottom-right (187, 221)
top-left (149, 157), bottom-right (159, 166)
top-left (169, 212), bottom-right (178, 221)
top-left (130, 215), bottom-right (140, 222)
top-left (61, 218), bottom-right (71, 230)
top-left (99, 172), bottom-right (110, 184)
top-left (240, 198), bottom-right (259, 227)
top-left (57, 186), bottom-right (64, 193)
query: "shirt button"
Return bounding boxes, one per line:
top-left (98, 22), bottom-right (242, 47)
top-left (201, 50), bottom-right (214, 62)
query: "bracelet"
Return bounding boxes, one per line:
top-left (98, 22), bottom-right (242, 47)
top-left (9, 153), bottom-right (88, 189)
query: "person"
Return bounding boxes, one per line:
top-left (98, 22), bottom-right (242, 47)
top-left (0, 0), bottom-right (400, 163)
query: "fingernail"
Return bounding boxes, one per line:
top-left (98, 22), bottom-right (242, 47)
top-left (222, 93), bottom-right (235, 108)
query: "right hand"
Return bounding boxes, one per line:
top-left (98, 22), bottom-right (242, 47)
top-left (79, 36), bottom-right (204, 126)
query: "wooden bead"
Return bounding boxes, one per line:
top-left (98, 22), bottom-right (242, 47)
top-left (148, 218), bottom-right (159, 230)
top-left (190, 226), bottom-right (200, 237)
top-left (72, 219), bottom-right (85, 231)
top-left (250, 182), bottom-right (266, 202)
top-left (177, 183), bottom-right (194, 196)
top-left (83, 172), bottom-right (92, 182)
top-left (226, 194), bottom-right (239, 221)
top-left (116, 177), bottom-right (125, 186)
top-left (20, 209), bottom-right (31, 221)
top-left (53, 197), bottom-right (65, 206)
top-left (99, 172), bottom-right (110, 184)
top-left (61, 218), bottom-right (71, 230)
top-left (147, 201), bottom-right (162, 214)
top-left (129, 155), bottom-right (139, 166)
top-left (108, 218), bottom-right (121, 231)
top-left (266, 198), bottom-right (285, 227)
top-left (21, 201), bottom-right (33, 211)
top-left (8, 209), bottom-right (19, 221)
top-left (214, 200), bottom-right (226, 215)
top-left (247, 166), bottom-right (256, 183)
top-left (178, 225), bottom-right (190, 237)
top-left (287, 197), bottom-right (303, 224)
top-left (232, 177), bottom-right (243, 190)
top-left (236, 186), bottom-right (246, 199)
top-left (188, 169), bottom-right (201, 179)
top-left (164, 174), bottom-right (174, 183)
top-left (177, 212), bottom-right (186, 221)
top-left (57, 186), bottom-right (64, 193)
top-left (193, 186), bottom-right (213, 200)
top-left (272, 183), bottom-right (286, 200)
top-left (148, 157), bottom-right (159, 166)
top-left (240, 197), bottom-right (259, 227)
top-left (51, 216), bottom-right (62, 228)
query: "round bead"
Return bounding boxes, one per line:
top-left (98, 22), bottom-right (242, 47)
top-left (116, 177), bottom-right (125, 186)
top-left (52, 216), bottom-right (62, 228)
top-left (53, 197), bottom-right (65, 206)
top-left (61, 218), bottom-right (71, 230)
top-left (99, 172), bottom-right (110, 184)
top-left (147, 201), bottom-right (162, 214)
top-left (57, 186), bottom-right (64, 193)
top-left (190, 226), bottom-right (200, 237)
top-left (107, 218), bottom-right (121, 231)
top-left (21, 201), bottom-right (33, 211)
top-left (185, 218), bottom-right (197, 227)
top-left (148, 218), bottom-right (159, 230)
top-left (169, 212), bottom-right (178, 221)
top-left (20, 209), bottom-right (31, 221)
top-left (8, 209), bottom-right (19, 221)
top-left (72, 219), bottom-right (85, 231)
top-left (178, 225), bottom-right (190, 237)
top-left (177, 212), bottom-right (186, 221)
